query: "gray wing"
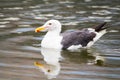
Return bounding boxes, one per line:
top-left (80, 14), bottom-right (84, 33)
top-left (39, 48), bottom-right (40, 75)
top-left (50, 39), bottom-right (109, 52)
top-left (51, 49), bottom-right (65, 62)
top-left (61, 29), bottom-right (96, 49)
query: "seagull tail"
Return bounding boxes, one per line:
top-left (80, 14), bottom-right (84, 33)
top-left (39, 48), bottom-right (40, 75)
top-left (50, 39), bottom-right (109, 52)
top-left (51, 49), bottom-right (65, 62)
top-left (94, 22), bottom-right (108, 32)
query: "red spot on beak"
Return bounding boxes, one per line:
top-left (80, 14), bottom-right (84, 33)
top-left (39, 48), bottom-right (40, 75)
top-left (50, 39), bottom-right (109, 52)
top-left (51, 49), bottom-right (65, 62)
top-left (36, 30), bottom-right (40, 32)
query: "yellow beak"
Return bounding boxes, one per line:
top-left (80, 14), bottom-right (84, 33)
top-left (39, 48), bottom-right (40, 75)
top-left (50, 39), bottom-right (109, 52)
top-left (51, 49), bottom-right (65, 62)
top-left (35, 26), bottom-right (45, 32)
top-left (34, 61), bottom-right (44, 68)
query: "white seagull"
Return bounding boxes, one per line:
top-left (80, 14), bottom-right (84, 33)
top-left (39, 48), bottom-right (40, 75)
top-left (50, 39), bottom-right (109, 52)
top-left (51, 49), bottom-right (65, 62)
top-left (35, 20), bottom-right (108, 50)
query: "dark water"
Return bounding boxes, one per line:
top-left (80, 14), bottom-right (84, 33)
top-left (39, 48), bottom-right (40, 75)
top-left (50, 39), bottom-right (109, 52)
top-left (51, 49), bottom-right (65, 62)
top-left (0, 0), bottom-right (120, 80)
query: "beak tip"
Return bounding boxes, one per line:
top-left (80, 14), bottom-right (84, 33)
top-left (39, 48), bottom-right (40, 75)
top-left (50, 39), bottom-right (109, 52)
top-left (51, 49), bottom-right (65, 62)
top-left (35, 26), bottom-right (45, 33)
top-left (35, 30), bottom-right (40, 33)
top-left (34, 61), bottom-right (43, 67)
top-left (34, 61), bottom-right (38, 66)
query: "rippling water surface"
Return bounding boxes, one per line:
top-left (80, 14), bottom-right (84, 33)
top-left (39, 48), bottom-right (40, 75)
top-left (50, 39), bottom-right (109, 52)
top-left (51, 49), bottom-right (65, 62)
top-left (0, 0), bottom-right (120, 80)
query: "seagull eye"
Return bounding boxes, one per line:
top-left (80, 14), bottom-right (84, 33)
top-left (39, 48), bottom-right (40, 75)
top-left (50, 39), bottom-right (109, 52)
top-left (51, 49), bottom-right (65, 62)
top-left (47, 69), bottom-right (51, 72)
top-left (49, 23), bottom-right (52, 25)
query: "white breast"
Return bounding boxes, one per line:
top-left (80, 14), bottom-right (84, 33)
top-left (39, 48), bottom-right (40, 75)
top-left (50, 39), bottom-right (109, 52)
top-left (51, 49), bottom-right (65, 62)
top-left (41, 32), bottom-right (63, 49)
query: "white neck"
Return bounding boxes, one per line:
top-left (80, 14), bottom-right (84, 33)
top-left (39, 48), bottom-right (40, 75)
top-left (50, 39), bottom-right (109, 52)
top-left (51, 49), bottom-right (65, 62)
top-left (41, 29), bottom-right (63, 49)
top-left (46, 29), bottom-right (61, 36)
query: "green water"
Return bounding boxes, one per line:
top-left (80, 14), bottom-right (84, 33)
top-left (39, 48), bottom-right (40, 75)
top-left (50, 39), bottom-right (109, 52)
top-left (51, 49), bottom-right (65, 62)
top-left (0, 0), bottom-right (120, 80)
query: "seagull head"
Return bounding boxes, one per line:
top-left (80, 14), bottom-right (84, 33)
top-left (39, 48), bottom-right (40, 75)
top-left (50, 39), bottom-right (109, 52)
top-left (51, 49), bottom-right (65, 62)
top-left (35, 20), bottom-right (62, 33)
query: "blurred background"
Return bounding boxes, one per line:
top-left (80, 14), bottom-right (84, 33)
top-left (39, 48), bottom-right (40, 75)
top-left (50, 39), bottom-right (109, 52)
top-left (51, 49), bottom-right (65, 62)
top-left (0, 0), bottom-right (120, 80)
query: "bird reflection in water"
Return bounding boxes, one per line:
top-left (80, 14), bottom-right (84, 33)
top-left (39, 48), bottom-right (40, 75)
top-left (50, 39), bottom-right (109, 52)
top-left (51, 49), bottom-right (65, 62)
top-left (34, 48), bottom-right (62, 79)
top-left (34, 48), bottom-right (105, 79)
top-left (62, 49), bottom-right (105, 66)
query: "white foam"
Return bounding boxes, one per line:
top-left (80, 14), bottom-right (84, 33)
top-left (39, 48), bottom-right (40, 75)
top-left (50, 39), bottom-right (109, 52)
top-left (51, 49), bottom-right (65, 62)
top-left (109, 30), bottom-right (119, 32)
top-left (3, 17), bottom-right (20, 21)
top-left (63, 21), bottom-right (79, 26)
top-left (4, 7), bottom-right (23, 10)
top-left (92, 10), bottom-right (112, 15)
top-left (84, 0), bottom-right (92, 2)
top-left (0, 25), bottom-right (6, 28)
top-left (0, 21), bottom-right (9, 24)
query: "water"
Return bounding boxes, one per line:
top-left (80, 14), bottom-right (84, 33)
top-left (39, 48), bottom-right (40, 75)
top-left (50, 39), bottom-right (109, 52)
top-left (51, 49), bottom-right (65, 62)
top-left (0, 0), bottom-right (120, 80)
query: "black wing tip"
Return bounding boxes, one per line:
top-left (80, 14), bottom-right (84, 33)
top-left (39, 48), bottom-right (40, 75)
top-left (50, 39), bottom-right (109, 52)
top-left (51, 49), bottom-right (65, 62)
top-left (103, 22), bottom-right (107, 24)
top-left (94, 22), bottom-right (108, 32)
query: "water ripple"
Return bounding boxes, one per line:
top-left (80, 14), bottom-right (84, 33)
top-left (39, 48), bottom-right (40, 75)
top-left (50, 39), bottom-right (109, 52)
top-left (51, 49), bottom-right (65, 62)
top-left (0, 0), bottom-right (120, 80)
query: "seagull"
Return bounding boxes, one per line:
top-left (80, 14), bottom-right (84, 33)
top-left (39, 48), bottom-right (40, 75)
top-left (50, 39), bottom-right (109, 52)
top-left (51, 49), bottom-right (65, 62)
top-left (35, 20), bottom-right (107, 50)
